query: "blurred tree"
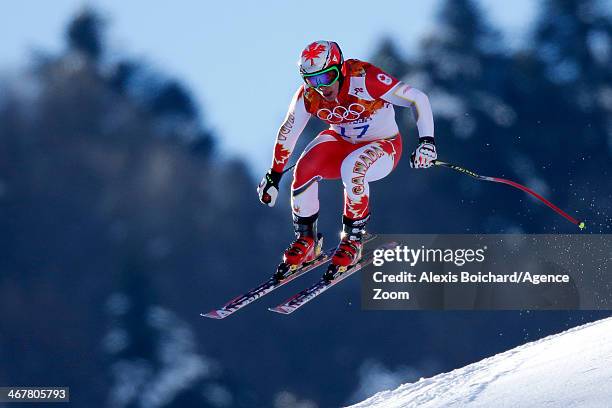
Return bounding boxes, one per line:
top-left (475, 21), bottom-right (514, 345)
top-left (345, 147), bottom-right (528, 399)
top-left (109, 61), bottom-right (138, 94)
top-left (369, 37), bottom-right (410, 78)
top-left (534, 0), bottom-right (612, 158)
top-left (104, 250), bottom-right (256, 408)
top-left (370, 0), bottom-right (519, 234)
top-left (0, 6), bottom-right (277, 406)
top-left (519, 0), bottom-right (612, 231)
top-left (150, 81), bottom-right (196, 119)
top-left (536, 0), bottom-right (612, 87)
top-left (420, 0), bottom-right (508, 140)
top-left (67, 9), bottom-right (104, 61)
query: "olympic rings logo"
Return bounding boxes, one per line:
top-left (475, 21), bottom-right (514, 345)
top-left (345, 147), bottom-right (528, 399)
top-left (316, 103), bottom-right (366, 123)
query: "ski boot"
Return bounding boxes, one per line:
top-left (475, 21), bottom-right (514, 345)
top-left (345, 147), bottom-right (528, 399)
top-left (274, 213), bottom-right (323, 281)
top-left (323, 214), bottom-right (370, 281)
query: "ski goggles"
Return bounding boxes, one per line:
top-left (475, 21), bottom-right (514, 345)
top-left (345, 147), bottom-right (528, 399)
top-left (302, 65), bottom-right (340, 89)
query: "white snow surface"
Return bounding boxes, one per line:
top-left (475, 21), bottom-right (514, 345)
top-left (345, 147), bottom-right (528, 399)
top-left (348, 317), bottom-right (612, 408)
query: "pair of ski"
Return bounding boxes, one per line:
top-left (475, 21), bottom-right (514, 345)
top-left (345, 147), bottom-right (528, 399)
top-left (202, 236), bottom-right (394, 319)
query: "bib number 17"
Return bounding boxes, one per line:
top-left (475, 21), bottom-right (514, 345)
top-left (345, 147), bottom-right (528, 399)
top-left (340, 124), bottom-right (369, 139)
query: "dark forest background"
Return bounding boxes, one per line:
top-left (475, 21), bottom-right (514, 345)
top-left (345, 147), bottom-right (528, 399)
top-left (1, 0), bottom-right (611, 407)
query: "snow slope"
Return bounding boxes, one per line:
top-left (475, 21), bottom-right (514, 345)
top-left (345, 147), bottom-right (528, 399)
top-left (349, 318), bottom-right (612, 408)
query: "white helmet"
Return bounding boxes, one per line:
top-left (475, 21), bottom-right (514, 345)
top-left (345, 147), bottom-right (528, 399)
top-left (298, 40), bottom-right (344, 75)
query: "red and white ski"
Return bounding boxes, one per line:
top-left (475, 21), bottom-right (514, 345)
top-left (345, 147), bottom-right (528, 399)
top-left (269, 241), bottom-right (397, 315)
top-left (202, 235), bottom-right (378, 319)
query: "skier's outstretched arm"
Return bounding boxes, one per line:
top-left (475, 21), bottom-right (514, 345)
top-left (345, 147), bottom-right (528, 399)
top-left (257, 88), bottom-right (311, 207)
top-left (382, 83), bottom-right (437, 169)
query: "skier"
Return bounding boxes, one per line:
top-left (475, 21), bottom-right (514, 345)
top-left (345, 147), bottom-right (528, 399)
top-left (257, 40), bottom-right (436, 280)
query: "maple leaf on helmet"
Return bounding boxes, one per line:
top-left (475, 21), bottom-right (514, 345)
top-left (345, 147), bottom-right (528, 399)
top-left (298, 40), bottom-right (344, 75)
top-left (301, 43), bottom-right (326, 66)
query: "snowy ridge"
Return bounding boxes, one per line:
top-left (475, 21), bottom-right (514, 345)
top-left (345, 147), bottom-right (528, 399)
top-left (348, 318), bottom-right (612, 408)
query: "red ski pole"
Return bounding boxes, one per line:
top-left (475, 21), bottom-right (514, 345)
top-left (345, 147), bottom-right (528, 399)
top-left (434, 160), bottom-right (585, 230)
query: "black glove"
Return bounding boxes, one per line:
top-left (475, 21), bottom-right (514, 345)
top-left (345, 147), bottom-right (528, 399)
top-left (257, 169), bottom-right (282, 207)
top-left (410, 136), bottom-right (437, 169)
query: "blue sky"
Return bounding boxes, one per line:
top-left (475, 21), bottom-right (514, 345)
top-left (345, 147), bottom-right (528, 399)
top-left (1, 0), bottom-right (536, 173)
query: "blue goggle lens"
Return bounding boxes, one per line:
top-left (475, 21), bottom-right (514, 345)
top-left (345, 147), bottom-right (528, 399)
top-left (303, 67), bottom-right (340, 89)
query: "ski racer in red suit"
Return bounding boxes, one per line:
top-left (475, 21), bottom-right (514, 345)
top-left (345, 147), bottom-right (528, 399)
top-left (258, 40), bottom-right (436, 280)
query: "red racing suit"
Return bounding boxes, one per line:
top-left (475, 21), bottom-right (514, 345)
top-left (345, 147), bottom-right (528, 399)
top-left (270, 59), bottom-right (434, 220)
